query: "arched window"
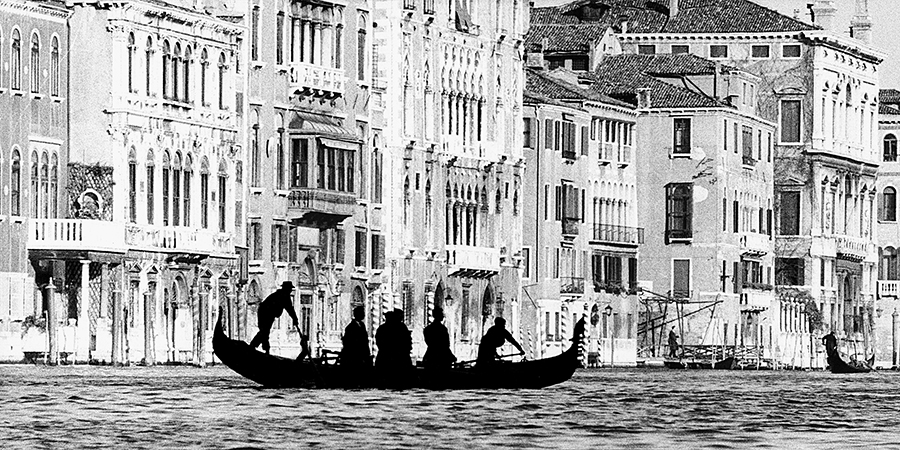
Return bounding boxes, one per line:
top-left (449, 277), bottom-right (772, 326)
top-left (162, 41), bottom-right (171, 99)
top-left (251, 5), bottom-right (260, 61)
top-left (372, 146), bottom-right (382, 202)
top-left (884, 134), bottom-right (897, 162)
top-left (162, 151), bottom-right (171, 225)
top-left (51, 36), bottom-right (59, 96)
top-left (883, 187), bottom-right (897, 222)
top-left (11, 29), bottom-right (21, 90)
top-left (172, 43), bottom-right (181, 102)
top-left (50, 154), bottom-right (58, 218)
top-left (172, 152), bottom-right (182, 226)
top-left (146, 150), bottom-right (155, 224)
top-left (145, 37), bottom-right (154, 96)
top-left (182, 45), bottom-right (191, 103)
top-left (218, 52), bottom-right (226, 109)
top-left (334, 10), bottom-right (343, 69)
top-left (277, 113), bottom-right (285, 189)
top-left (200, 157), bottom-right (209, 229)
top-left (30, 151), bottom-right (38, 217)
top-left (30, 32), bottom-right (39, 93)
top-left (128, 148), bottom-right (137, 223)
top-left (200, 48), bottom-right (208, 106)
top-left (357, 12), bottom-right (367, 81)
top-left (250, 109), bottom-right (260, 187)
top-left (40, 153), bottom-right (49, 218)
top-left (127, 32), bottom-right (135, 93)
top-left (11, 149), bottom-right (21, 216)
top-left (403, 176), bottom-right (410, 227)
top-left (276, 10), bottom-right (285, 65)
top-left (424, 179), bottom-right (432, 229)
top-left (882, 247), bottom-right (898, 281)
top-left (183, 154), bottom-right (192, 227)
top-left (218, 161), bottom-right (228, 233)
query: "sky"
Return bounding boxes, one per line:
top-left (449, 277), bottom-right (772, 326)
top-left (533, 0), bottom-right (900, 88)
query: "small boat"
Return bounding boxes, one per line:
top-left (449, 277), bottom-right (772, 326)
top-left (213, 318), bottom-right (585, 389)
top-left (826, 347), bottom-right (873, 374)
top-left (713, 356), bottom-right (736, 370)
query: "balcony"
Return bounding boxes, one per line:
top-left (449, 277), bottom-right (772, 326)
top-left (446, 245), bottom-right (500, 278)
top-left (740, 232), bottom-right (770, 256)
top-left (560, 277), bottom-right (585, 295)
top-left (599, 143), bottom-right (615, 164)
top-left (28, 219), bottom-right (125, 254)
top-left (878, 280), bottom-right (900, 298)
top-left (591, 224), bottom-right (644, 246)
top-left (125, 225), bottom-right (234, 256)
top-left (289, 62), bottom-right (345, 97)
top-left (442, 135), bottom-right (500, 161)
top-left (740, 288), bottom-right (774, 310)
top-left (288, 188), bottom-right (358, 223)
top-left (618, 145), bottom-right (632, 167)
top-left (835, 236), bottom-right (873, 262)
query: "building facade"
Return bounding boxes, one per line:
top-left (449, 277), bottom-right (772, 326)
top-left (522, 67), bottom-right (640, 366)
top-left (874, 89), bottom-right (900, 368)
top-left (374, 0), bottom-right (528, 361)
top-left (0, 0), bottom-right (69, 362)
top-left (23, 0), bottom-right (246, 365)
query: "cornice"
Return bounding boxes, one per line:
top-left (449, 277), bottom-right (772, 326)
top-left (0, 0), bottom-right (71, 21)
top-left (119, 1), bottom-right (245, 36)
top-left (618, 32), bottom-right (804, 42)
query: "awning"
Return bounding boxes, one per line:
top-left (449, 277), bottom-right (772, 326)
top-left (320, 138), bottom-right (359, 151)
top-left (288, 111), bottom-right (358, 140)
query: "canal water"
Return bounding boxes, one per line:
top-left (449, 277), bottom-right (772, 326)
top-left (1, 365), bottom-right (898, 449)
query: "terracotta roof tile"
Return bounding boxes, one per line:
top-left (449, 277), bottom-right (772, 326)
top-left (526, 68), bottom-right (634, 109)
top-left (525, 24), bottom-right (610, 52)
top-left (880, 89), bottom-right (900, 105)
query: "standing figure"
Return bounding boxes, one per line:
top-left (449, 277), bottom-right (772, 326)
top-left (423, 307), bottom-right (456, 370)
top-left (249, 281), bottom-right (299, 354)
top-left (476, 317), bottom-right (524, 367)
top-left (822, 331), bottom-right (838, 356)
top-left (340, 305), bottom-right (373, 370)
top-left (375, 309), bottom-right (413, 376)
top-left (668, 326), bottom-right (679, 358)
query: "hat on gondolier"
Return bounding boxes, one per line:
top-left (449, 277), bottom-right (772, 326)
top-left (281, 281), bottom-right (294, 290)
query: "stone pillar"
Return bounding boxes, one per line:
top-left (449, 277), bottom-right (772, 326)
top-left (226, 291), bottom-right (237, 338)
top-left (198, 286), bottom-right (208, 367)
top-left (77, 260), bottom-right (91, 362)
top-left (46, 279), bottom-right (58, 365)
top-left (111, 286), bottom-right (123, 366)
top-left (893, 309), bottom-right (899, 367)
top-left (144, 289), bottom-right (154, 366)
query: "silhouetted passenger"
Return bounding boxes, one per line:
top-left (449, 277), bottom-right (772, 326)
top-left (297, 331), bottom-right (310, 361)
top-left (668, 326), bottom-right (679, 358)
top-left (477, 317), bottom-right (524, 366)
top-left (340, 306), bottom-right (372, 369)
top-left (249, 281), bottom-right (299, 354)
top-left (423, 307), bottom-right (456, 370)
top-left (375, 309), bottom-right (413, 374)
top-left (822, 332), bottom-right (838, 355)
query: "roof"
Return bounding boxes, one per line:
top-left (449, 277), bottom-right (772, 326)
top-left (526, 23), bottom-right (610, 52)
top-left (526, 68), bottom-right (634, 109)
top-left (588, 54), bottom-right (732, 109)
top-left (880, 104), bottom-right (900, 116)
top-left (532, 0), bottom-right (819, 34)
top-left (880, 89), bottom-right (900, 105)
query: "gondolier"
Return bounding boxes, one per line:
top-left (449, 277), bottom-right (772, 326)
top-left (477, 317), bottom-right (524, 366)
top-left (249, 281), bottom-right (300, 355)
top-left (668, 326), bottom-right (679, 358)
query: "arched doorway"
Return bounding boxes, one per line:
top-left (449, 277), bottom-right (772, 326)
top-left (434, 283), bottom-right (444, 311)
top-left (352, 285), bottom-right (365, 330)
top-left (481, 284), bottom-right (494, 336)
top-left (843, 275), bottom-right (855, 334)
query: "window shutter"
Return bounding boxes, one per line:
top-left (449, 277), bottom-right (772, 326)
top-left (879, 192), bottom-right (885, 222)
top-left (581, 125), bottom-right (589, 155)
top-left (318, 228), bottom-right (329, 264)
top-left (686, 184), bottom-right (693, 237)
top-left (545, 119), bottom-right (553, 149)
top-left (270, 225), bottom-right (277, 262)
top-left (335, 228), bottom-right (345, 264)
top-left (665, 185), bottom-right (672, 243)
top-left (733, 261), bottom-right (740, 293)
top-left (767, 209), bottom-right (773, 237)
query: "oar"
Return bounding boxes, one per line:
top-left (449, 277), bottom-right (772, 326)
top-left (454, 352), bottom-right (525, 367)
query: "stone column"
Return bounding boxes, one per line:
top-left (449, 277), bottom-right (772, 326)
top-left (302, 20), bottom-right (312, 64)
top-left (77, 260), bottom-right (90, 362)
top-left (111, 285), bottom-right (123, 366)
top-left (144, 289), bottom-right (154, 366)
top-left (227, 291), bottom-right (237, 338)
top-left (46, 279), bottom-right (58, 365)
top-left (198, 286), bottom-right (208, 367)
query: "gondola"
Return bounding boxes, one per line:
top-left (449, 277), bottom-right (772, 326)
top-left (826, 347), bottom-right (873, 374)
top-left (213, 318), bottom-right (585, 389)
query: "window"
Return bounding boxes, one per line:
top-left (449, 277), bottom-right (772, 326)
top-left (522, 247), bottom-right (531, 280)
top-left (780, 99), bottom-right (801, 143)
top-left (162, 41), bottom-right (171, 99)
top-left (218, 166), bottom-right (227, 233)
top-left (709, 44), bottom-right (728, 59)
top-left (251, 6), bottom-right (260, 61)
top-left (523, 118), bottom-right (533, 148)
top-left (199, 49), bottom-right (208, 105)
top-left (11, 149), bottom-right (21, 215)
top-left (638, 45), bottom-right (656, 55)
top-left (671, 44), bottom-right (689, 54)
top-left (50, 155), bottom-right (57, 218)
top-left (51, 37), bottom-right (59, 96)
top-left (571, 56), bottom-right (588, 71)
top-left (673, 118), bottom-right (691, 154)
top-left (128, 153), bottom-right (137, 223)
top-left (172, 153), bottom-right (181, 226)
top-left (672, 259), bottom-right (691, 298)
top-left (883, 187), bottom-right (897, 222)
top-left (782, 44), bottom-right (801, 58)
top-left (276, 115), bottom-right (285, 189)
top-left (30, 33), bottom-right (44, 94)
top-left (276, 11), bottom-right (285, 65)
top-left (776, 258), bottom-right (804, 286)
top-left (218, 53), bottom-right (226, 109)
top-left (291, 138), bottom-right (309, 188)
top-left (581, 125), bottom-right (589, 155)
top-left (355, 229), bottom-right (366, 267)
top-left (11, 29), bottom-right (21, 90)
top-left (357, 12), bottom-right (367, 82)
top-left (666, 183), bottom-right (692, 241)
top-left (183, 156), bottom-right (192, 227)
top-left (250, 110), bottom-right (260, 187)
top-left (127, 33), bottom-right (135, 93)
top-left (885, 134), bottom-right (898, 162)
top-left (335, 23), bottom-right (343, 69)
top-left (751, 45), bottom-right (770, 58)
top-left (147, 152), bottom-right (155, 224)
top-left (182, 45), bottom-right (191, 103)
top-left (145, 37), bottom-right (153, 96)
top-left (371, 233), bottom-right (385, 269)
top-left (779, 191), bottom-right (800, 235)
top-left (162, 152), bottom-right (170, 225)
top-left (742, 125), bottom-right (754, 162)
top-left (200, 165), bottom-right (209, 228)
top-left (250, 221), bottom-right (262, 260)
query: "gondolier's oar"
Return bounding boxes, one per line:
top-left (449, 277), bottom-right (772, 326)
top-left (454, 352), bottom-right (526, 367)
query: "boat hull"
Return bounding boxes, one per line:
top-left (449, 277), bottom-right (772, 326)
top-left (826, 349), bottom-right (872, 374)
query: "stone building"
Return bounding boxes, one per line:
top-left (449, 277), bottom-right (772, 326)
top-left (522, 67), bottom-right (640, 366)
top-left (533, 0), bottom-right (882, 368)
top-left (24, 0), bottom-right (246, 365)
top-left (874, 89), bottom-right (900, 368)
top-left (0, 0), bottom-right (69, 362)
top-left (373, 0), bottom-right (528, 361)
top-left (244, 0), bottom-right (379, 358)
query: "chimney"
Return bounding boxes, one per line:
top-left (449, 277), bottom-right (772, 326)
top-left (637, 88), bottom-right (651, 109)
top-left (810, 0), bottom-right (837, 31)
top-left (669, 0), bottom-right (679, 18)
top-left (850, 0), bottom-right (873, 44)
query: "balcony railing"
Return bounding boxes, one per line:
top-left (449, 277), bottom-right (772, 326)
top-left (592, 224), bottom-right (644, 245)
top-left (878, 280), bottom-right (900, 298)
top-left (740, 289), bottom-right (773, 309)
top-left (740, 232), bottom-right (770, 255)
top-left (446, 245), bottom-right (500, 278)
top-left (835, 236), bottom-right (872, 261)
top-left (288, 188), bottom-right (357, 221)
top-left (28, 219), bottom-right (125, 253)
top-left (560, 277), bottom-right (585, 294)
top-left (289, 62), bottom-right (345, 96)
top-left (125, 224), bottom-right (234, 255)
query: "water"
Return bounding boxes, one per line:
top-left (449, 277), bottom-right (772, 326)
top-left (1, 365), bottom-right (898, 449)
